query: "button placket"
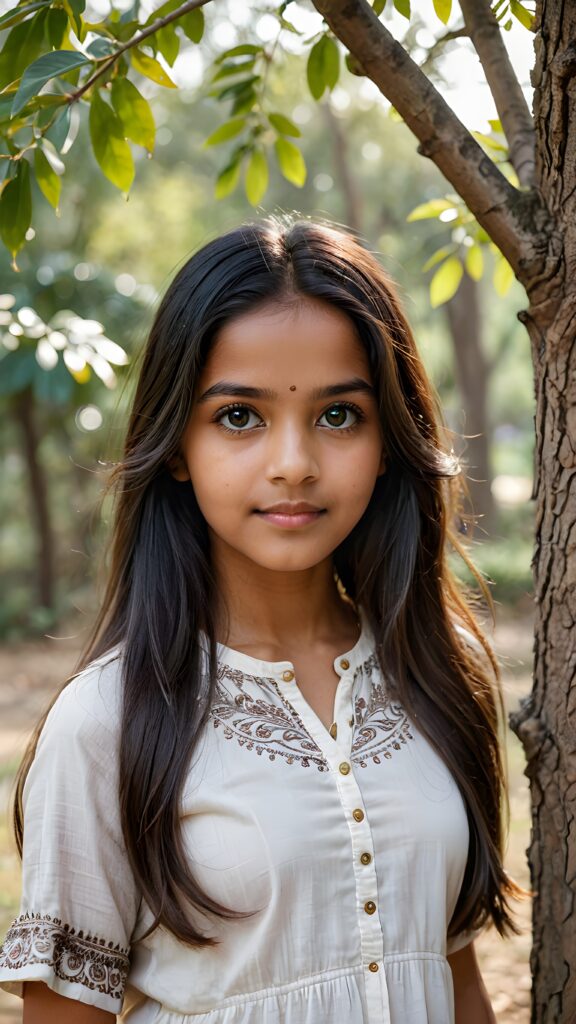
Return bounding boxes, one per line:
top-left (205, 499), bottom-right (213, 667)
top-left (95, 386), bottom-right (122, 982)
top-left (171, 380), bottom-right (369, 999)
top-left (332, 659), bottom-right (355, 756)
top-left (334, 763), bottom-right (389, 1024)
top-left (272, 654), bottom-right (390, 1024)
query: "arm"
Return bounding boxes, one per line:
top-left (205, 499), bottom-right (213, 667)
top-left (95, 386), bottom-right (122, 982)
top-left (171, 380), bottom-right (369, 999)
top-left (447, 941), bottom-right (497, 1024)
top-left (23, 982), bottom-right (115, 1023)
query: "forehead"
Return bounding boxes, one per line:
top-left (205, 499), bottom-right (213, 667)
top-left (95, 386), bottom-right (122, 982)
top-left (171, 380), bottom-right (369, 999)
top-left (203, 298), bottom-right (370, 382)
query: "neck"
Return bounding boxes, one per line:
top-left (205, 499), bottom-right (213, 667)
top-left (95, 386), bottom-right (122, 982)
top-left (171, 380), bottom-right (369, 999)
top-left (210, 541), bottom-right (357, 650)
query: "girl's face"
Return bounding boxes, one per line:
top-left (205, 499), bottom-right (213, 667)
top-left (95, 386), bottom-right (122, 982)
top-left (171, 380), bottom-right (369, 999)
top-left (177, 298), bottom-right (385, 575)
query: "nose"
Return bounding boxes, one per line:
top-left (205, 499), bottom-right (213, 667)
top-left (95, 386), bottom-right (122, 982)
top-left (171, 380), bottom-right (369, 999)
top-left (266, 420), bottom-right (320, 485)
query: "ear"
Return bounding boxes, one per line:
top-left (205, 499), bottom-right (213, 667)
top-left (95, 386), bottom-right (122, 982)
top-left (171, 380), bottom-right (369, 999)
top-left (167, 453), bottom-right (190, 482)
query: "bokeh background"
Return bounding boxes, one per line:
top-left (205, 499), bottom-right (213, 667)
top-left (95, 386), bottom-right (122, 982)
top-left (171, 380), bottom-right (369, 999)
top-left (0, 3), bottom-right (535, 1019)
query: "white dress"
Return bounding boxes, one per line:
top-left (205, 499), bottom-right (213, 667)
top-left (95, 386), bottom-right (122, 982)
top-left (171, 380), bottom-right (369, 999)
top-left (0, 608), bottom-right (484, 1022)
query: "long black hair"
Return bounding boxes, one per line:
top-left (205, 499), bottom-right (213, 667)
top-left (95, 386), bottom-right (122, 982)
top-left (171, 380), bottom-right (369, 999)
top-left (14, 217), bottom-right (527, 946)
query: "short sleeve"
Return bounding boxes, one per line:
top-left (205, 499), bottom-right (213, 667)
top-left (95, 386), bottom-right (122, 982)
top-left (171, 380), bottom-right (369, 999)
top-left (0, 653), bottom-right (140, 1016)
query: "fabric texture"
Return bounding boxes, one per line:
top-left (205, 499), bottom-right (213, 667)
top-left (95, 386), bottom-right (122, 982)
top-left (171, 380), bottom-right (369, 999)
top-left (0, 608), bottom-right (485, 1022)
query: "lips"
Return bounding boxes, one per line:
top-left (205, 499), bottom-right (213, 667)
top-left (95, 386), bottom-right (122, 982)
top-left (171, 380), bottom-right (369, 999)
top-left (254, 502), bottom-right (326, 529)
top-left (256, 502), bottom-right (325, 515)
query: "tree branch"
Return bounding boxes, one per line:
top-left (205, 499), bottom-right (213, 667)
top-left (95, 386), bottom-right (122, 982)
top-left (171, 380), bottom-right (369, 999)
top-left (419, 25), bottom-right (469, 77)
top-left (312, 0), bottom-right (542, 275)
top-left (459, 0), bottom-right (536, 188)
top-left (67, 0), bottom-right (213, 104)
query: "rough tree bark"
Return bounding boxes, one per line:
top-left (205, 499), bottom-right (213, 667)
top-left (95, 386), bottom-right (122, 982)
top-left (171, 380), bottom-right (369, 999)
top-left (310, 0), bottom-right (573, 1019)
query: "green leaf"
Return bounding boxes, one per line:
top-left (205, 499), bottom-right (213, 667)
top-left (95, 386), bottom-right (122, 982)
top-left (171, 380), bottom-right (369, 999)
top-left (212, 58), bottom-right (256, 82)
top-left (430, 256), bottom-right (463, 307)
top-left (214, 74), bottom-right (260, 101)
top-left (180, 8), bottom-right (204, 43)
top-left (143, 0), bottom-right (180, 27)
top-left (307, 38), bottom-right (327, 100)
top-left (493, 254), bottom-right (514, 296)
top-left (268, 112), bottom-right (301, 138)
top-left (510, 0), bottom-right (534, 29)
top-left (214, 44), bottom-right (261, 63)
top-left (407, 198), bottom-right (456, 221)
top-left (131, 47), bottom-right (176, 87)
top-left (0, 9), bottom-right (49, 91)
top-left (11, 50), bottom-right (91, 117)
top-left (472, 130), bottom-right (508, 153)
top-left (86, 36), bottom-right (117, 58)
top-left (323, 36), bottom-right (340, 90)
top-left (89, 89), bottom-right (134, 191)
top-left (0, 2), bottom-right (49, 32)
top-left (46, 7), bottom-right (69, 47)
top-left (46, 104), bottom-right (71, 150)
top-left (372, 0), bottom-right (387, 14)
top-left (0, 159), bottom-right (32, 262)
top-left (231, 87), bottom-right (257, 116)
top-left (61, 0), bottom-right (82, 36)
top-left (274, 138), bottom-right (306, 187)
top-left (422, 245), bottom-right (455, 273)
top-left (245, 148), bottom-right (268, 205)
top-left (307, 36), bottom-right (339, 100)
top-left (464, 244), bottom-right (484, 281)
top-left (204, 117), bottom-right (246, 147)
top-left (154, 23), bottom-right (180, 66)
top-left (488, 118), bottom-right (503, 133)
top-left (0, 158), bottom-right (13, 187)
top-left (432, 0), bottom-right (451, 23)
top-left (215, 154), bottom-right (242, 199)
top-left (34, 145), bottom-right (61, 208)
top-left (111, 76), bottom-right (155, 152)
top-left (393, 0), bottom-right (410, 17)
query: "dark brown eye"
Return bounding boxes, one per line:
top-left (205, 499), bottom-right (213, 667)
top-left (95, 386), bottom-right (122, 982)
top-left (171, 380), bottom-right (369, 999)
top-left (227, 408), bottom-right (250, 428)
top-left (322, 405), bottom-right (356, 428)
top-left (216, 405), bottom-right (261, 431)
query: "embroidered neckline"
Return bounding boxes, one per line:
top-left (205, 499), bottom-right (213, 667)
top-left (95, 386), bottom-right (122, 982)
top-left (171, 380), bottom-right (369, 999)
top-left (212, 666), bottom-right (329, 770)
top-left (211, 654), bottom-right (415, 769)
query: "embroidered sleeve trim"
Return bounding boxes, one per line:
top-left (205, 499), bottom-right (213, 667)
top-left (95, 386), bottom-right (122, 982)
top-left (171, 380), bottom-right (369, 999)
top-left (0, 912), bottom-right (130, 1001)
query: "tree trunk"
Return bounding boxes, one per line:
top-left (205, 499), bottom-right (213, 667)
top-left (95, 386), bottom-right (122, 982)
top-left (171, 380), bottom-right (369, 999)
top-left (507, 2), bottom-right (576, 1019)
top-left (12, 388), bottom-right (55, 610)
top-left (445, 272), bottom-right (496, 536)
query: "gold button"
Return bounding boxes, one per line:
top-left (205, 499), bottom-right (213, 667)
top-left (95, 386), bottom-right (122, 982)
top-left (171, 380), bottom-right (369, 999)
top-left (340, 658), bottom-right (350, 670)
top-left (352, 808), bottom-right (364, 822)
top-left (329, 722), bottom-right (338, 740)
top-left (282, 670), bottom-right (294, 682)
top-left (339, 761), bottom-right (351, 775)
top-left (368, 962), bottom-right (379, 973)
top-left (364, 900), bottom-right (376, 915)
top-left (360, 852), bottom-right (372, 865)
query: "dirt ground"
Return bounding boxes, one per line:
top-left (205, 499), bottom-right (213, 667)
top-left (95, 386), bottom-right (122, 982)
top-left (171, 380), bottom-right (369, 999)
top-left (0, 604), bottom-right (535, 1022)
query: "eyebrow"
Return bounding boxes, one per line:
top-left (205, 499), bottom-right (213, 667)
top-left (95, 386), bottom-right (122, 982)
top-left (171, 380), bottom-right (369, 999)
top-left (197, 377), bottom-right (375, 404)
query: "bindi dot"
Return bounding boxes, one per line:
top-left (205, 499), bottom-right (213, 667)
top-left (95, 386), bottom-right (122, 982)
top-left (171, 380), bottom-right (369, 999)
top-left (289, 385), bottom-right (297, 392)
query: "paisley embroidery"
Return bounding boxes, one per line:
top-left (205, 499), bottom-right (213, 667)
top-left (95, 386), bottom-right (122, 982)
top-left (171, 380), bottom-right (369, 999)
top-left (351, 655), bottom-right (415, 767)
top-left (0, 912), bottom-right (129, 1001)
top-left (212, 665), bottom-right (328, 770)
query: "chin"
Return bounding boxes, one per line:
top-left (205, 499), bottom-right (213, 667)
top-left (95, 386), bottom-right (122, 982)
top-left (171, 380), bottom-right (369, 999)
top-left (244, 547), bottom-right (332, 574)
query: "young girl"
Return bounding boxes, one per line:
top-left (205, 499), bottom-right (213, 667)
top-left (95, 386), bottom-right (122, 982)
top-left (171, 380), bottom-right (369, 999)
top-left (0, 217), bottom-right (525, 1023)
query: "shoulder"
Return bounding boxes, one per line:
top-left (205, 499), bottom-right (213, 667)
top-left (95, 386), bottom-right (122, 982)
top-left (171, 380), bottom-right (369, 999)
top-left (37, 648), bottom-right (124, 760)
